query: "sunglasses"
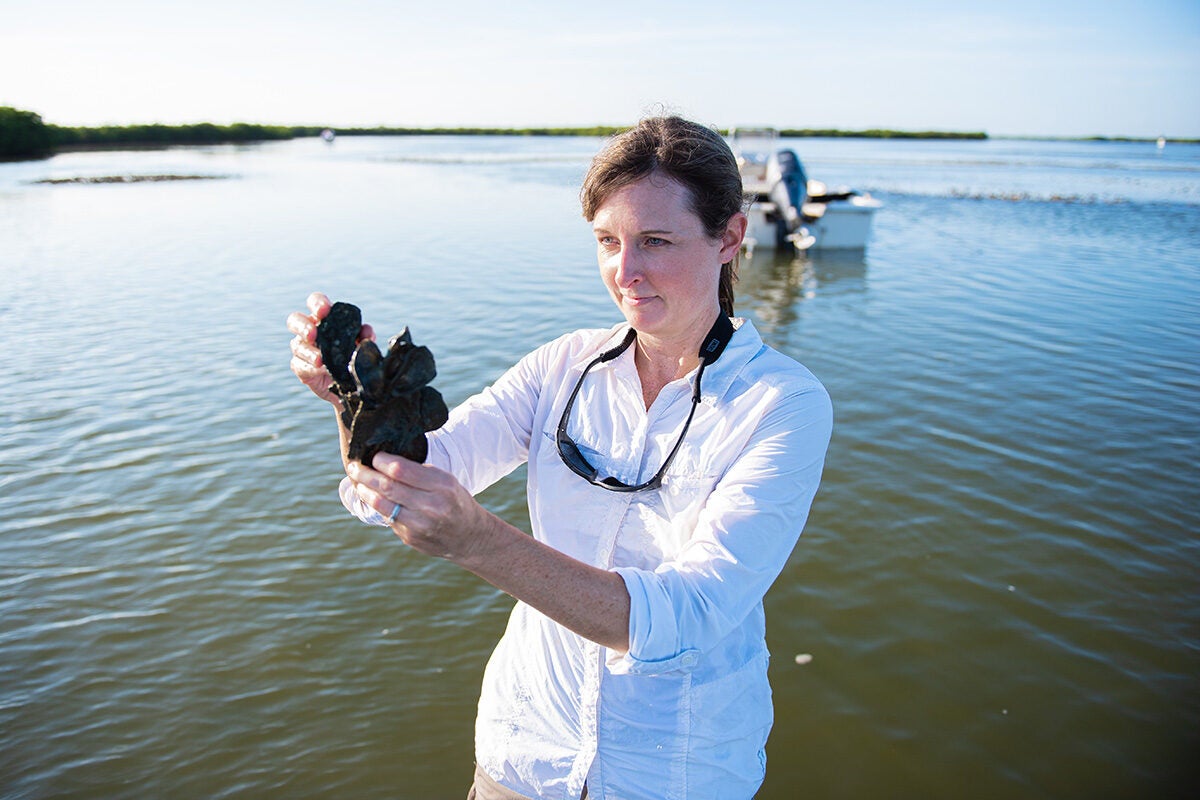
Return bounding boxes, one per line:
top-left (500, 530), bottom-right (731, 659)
top-left (555, 315), bottom-right (733, 492)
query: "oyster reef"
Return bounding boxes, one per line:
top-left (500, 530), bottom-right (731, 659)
top-left (316, 301), bottom-right (449, 465)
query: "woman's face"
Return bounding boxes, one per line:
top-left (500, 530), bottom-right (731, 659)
top-left (592, 173), bottom-right (744, 345)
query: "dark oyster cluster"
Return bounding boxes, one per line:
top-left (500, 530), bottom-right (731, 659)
top-left (316, 301), bottom-right (448, 465)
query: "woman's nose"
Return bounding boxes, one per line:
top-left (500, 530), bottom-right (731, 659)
top-left (614, 244), bottom-right (643, 286)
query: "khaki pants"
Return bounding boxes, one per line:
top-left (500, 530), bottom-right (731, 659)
top-left (467, 765), bottom-right (588, 799)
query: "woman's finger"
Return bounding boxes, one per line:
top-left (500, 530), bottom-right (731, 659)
top-left (346, 460), bottom-right (402, 498)
top-left (290, 354), bottom-right (321, 379)
top-left (285, 310), bottom-right (316, 341)
top-left (352, 479), bottom-right (413, 526)
top-left (348, 461), bottom-right (437, 527)
top-left (290, 334), bottom-right (322, 366)
top-left (370, 452), bottom-right (438, 487)
top-left (291, 355), bottom-right (329, 386)
top-left (306, 292), bottom-right (332, 318)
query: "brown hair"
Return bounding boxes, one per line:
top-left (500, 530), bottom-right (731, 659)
top-left (581, 116), bottom-right (743, 317)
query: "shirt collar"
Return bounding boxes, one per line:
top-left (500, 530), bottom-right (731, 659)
top-left (565, 324), bottom-right (633, 376)
top-left (574, 319), bottom-right (763, 406)
top-left (696, 318), bottom-right (760, 405)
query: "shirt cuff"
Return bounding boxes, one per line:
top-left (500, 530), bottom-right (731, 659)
top-left (607, 567), bottom-right (701, 676)
top-left (338, 476), bottom-right (389, 526)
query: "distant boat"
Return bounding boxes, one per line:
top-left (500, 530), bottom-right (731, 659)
top-left (320, 128), bottom-right (336, 143)
top-left (730, 127), bottom-right (881, 252)
top-left (1157, 136), bottom-right (1166, 150)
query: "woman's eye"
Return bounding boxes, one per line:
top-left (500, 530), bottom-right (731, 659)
top-left (598, 236), bottom-right (618, 247)
top-left (645, 237), bottom-right (668, 247)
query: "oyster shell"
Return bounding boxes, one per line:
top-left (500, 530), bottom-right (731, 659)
top-left (316, 301), bottom-right (448, 465)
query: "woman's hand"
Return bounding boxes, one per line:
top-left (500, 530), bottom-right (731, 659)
top-left (287, 291), bottom-right (374, 409)
top-left (346, 453), bottom-right (496, 563)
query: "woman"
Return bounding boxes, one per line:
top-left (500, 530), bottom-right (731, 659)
top-left (287, 116), bottom-right (833, 799)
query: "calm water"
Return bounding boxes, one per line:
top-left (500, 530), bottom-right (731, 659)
top-left (1, 135), bottom-right (1197, 799)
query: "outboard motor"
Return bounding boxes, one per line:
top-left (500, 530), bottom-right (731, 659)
top-left (767, 149), bottom-right (809, 247)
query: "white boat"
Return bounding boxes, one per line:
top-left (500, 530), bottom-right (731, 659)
top-left (731, 127), bottom-right (881, 252)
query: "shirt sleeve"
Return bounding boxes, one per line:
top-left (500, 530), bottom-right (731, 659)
top-left (339, 475), bottom-right (390, 526)
top-left (608, 380), bottom-right (833, 674)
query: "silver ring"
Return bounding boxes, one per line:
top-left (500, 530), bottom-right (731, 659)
top-left (387, 502), bottom-right (402, 523)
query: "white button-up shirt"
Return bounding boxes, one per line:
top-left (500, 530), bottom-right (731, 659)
top-left (340, 319), bottom-right (832, 799)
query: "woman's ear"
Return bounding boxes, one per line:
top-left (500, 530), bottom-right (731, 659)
top-left (719, 212), bottom-right (748, 262)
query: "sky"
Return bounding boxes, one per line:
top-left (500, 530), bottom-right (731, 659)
top-left (2, 0), bottom-right (1198, 138)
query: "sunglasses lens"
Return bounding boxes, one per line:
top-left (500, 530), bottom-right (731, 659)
top-left (558, 435), bottom-right (595, 479)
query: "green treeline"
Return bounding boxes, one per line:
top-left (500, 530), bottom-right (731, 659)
top-left (335, 126), bottom-right (989, 140)
top-left (0, 107), bottom-right (56, 159)
top-left (0, 109), bottom-right (991, 160)
top-left (50, 122), bottom-right (301, 147)
top-left (1, 107), bottom-right (314, 159)
top-left (46, 104), bottom-right (1200, 161)
top-left (11, 105), bottom-right (1200, 162)
top-left (778, 128), bottom-right (988, 140)
top-left (330, 125), bottom-right (627, 137)
top-left (0, 109), bottom-right (635, 159)
top-left (8, 105), bottom-right (1200, 161)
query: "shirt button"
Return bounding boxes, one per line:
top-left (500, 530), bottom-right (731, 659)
top-left (681, 653), bottom-right (698, 667)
